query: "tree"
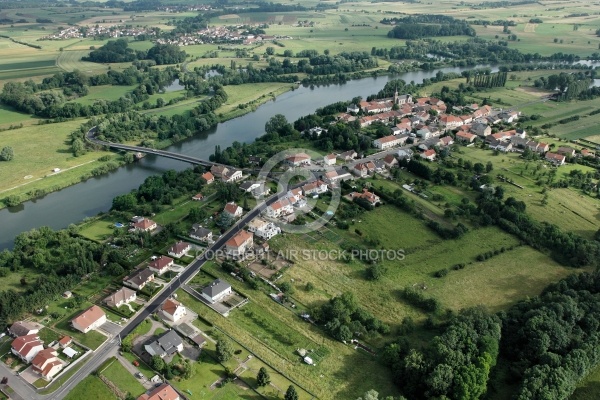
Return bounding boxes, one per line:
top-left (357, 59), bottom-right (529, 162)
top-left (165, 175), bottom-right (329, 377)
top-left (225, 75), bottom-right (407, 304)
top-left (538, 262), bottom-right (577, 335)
top-left (266, 46), bottom-right (275, 55)
top-left (486, 161), bottom-right (493, 173)
top-left (0, 146), bottom-right (14, 161)
top-left (72, 139), bottom-right (85, 157)
top-left (265, 114), bottom-right (290, 136)
top-left (256, 367), bottom-right (271, 387)
top-left (284, 385), bottom-right (299, 400)
top-left (150, 355), bottom-right (166, 372)
top-left (216, 339), bottom-right (234, 362)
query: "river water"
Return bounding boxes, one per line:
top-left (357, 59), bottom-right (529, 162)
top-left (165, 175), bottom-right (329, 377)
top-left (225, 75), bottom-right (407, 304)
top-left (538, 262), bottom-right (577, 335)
top-left (0, 65), bottom-right (496, 250)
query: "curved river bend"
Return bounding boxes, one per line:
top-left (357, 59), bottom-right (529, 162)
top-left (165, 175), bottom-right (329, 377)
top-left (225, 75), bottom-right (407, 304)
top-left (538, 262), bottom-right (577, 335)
top-left (0, 66), bottom-right (496, 250)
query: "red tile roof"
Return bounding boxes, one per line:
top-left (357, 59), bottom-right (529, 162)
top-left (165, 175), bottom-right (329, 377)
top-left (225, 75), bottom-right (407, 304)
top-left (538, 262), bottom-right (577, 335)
top-left (225, 230), bottom-right (252, 248)
top-left (149, 256), bottom-right (173, 271)
top-left (72, 305), bottom-right (106, 331)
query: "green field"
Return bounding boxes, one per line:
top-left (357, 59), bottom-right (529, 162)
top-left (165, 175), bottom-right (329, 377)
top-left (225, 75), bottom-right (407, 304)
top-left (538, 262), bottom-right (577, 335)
top-left (99, 357), bottom-right (145, 398)
top-left (64, 375), bottom-right (117, 400)
top-left (78, 84), bottom-right (136, 105)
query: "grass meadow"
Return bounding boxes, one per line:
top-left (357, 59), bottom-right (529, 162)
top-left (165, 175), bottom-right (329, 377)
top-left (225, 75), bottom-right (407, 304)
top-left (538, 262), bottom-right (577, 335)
top-left (99, 357), bottom-right (146, 398)
top-left (64, 375), bottom-right (116, 400)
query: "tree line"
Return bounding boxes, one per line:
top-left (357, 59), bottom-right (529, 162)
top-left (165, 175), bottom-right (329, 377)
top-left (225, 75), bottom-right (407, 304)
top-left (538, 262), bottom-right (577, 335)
top-left (383, 15), bottom-right (476, 39)
top-left (83, 39), bottom-right (186, 65)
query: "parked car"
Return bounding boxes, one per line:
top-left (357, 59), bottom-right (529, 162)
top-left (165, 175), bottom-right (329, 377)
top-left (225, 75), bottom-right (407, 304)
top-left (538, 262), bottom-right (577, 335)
top-left (1, 377), bottom-right (7, 384)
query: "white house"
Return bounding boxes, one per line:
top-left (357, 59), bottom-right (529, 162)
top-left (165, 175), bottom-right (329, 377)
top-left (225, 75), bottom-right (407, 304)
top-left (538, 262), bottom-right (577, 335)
top-left (323, 153), bottom-right (337, 166)
top-left (148, 256), bottom-right (174, 276)
top-left (71, 305), bottom-right (107, 334)
top-left (545, 152), bottom-right (566, 166)
top-left (11, 334), bottom-right (44, 363)
top-left (286, 153), bottom-right (311, 167)
top-left (247, 218), bottom-right (281, 240)
top-left (168, 241), bottom-right (191, 258)
top-left (201, 279), bottom-right (232, 304)
top-left (420, 149), bottom-right (437, 161)
top-left (189, 225), bottom-right (212, 242)
top-left (286, 188), bottom-right (306, 207)
top-left (32, 348), bottom-right (63, 380)
top-left (266, 198), bottom-right (294, 218)
top-left (301, 180), bottom-right (328, 196)
top-left (373, 135), bottom-right (404, 150)
top-left (224, 230), bottom-right (254, 258)
top-left (223, 202), bottom-right (243, 218)
top-left (104, 287), bottom-right (137, 308)
top-left (161, 298), bottom-right (186, 323)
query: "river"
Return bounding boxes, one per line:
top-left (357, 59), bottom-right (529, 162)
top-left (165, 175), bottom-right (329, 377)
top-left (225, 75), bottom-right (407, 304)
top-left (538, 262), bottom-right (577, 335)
top-left (0, 65), bottom-right (496, 250)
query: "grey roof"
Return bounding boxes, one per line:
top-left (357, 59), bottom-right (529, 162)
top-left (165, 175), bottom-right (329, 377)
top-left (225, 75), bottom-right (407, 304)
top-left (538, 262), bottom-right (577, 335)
top-left (146, 330), bottom-right (183, 357)
top-left (124, 268), bottom-right (154, 286)
top-left (9, 321), bottom-right (40, 337)
top-left (202, 279), bottom-right (231, 299)
top-left (239, 181), bottom-right (256, 191)
top-left (190, 224), bottom-right (211, 238)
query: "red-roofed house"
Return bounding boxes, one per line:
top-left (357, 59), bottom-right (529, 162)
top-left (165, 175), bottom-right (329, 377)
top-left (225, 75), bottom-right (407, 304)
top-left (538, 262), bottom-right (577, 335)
top-left (383, 154), bottom-right (398, 169)
top-left (11, 334), bottom-right (43, 363)
top-left (266, 198), bottom-right (293, 218)
top-left (456, 131), bottom-right (476, 143)
top-left (224, 230), bottom-right (254, 258)
top-left (130, 218), bottom-right (157, 233)
top-left (545, 152), bottom-right (566, 166)
top-left (71, 305), bottom-right (106, 334)
top-left (161, 298), bottom-right (187, 323)
top-left (353, 161), bottom-right (376, 177)
top-left (323, 153), bottom-right (337, 166)
top-left (350, 189), bottom-right (381, 206)
top-left (286, 153), bottom-right (311, 167)
top-left (420, 149), bottom-right (437, 161)
top-left (148, 256), bottom-right (174, 276)
top-left (439, 115), bottom-right (463, 129)
top-left (168, 241), bottom-right (191, 258)
top-left (438, 136), bottom-right (454, 147)
top-left (191, 193), bottom-right (204, 201)
top-left (58, 336), bottom-right (72, 348)
top-left (373, 135), bottom-right (405, 150)
top-left (32, 348), bottom-right (63, 380)
top-left (201, 172), bottom-right (214, 184)
top-left (138, 383), bottom-right (180, 400)
top-left (223, 202), bottom-right (243, 218)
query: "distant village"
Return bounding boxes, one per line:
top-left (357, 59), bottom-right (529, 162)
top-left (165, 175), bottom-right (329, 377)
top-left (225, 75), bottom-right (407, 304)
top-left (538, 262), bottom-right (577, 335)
top-left (40, 22), bottom-right (290, 47)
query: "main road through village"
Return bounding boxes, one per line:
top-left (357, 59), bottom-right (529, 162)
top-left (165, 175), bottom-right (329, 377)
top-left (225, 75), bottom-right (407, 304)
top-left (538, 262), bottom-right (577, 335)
top-left (1, 189), bottom-right (286, 400)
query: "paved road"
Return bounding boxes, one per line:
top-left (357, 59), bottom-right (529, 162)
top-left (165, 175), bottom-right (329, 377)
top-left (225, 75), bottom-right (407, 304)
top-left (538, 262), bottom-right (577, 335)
top-left (17, 187), bottom-right (288, 400)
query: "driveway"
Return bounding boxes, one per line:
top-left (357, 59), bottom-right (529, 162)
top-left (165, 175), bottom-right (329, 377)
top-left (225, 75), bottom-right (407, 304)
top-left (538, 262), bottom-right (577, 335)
top-left (17, 366), bottom-right (38, 385)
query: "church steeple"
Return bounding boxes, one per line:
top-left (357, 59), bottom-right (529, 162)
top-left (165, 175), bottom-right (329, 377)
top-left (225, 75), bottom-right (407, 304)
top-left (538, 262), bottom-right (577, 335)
top-left (394, 86), bottom-right (399, 104)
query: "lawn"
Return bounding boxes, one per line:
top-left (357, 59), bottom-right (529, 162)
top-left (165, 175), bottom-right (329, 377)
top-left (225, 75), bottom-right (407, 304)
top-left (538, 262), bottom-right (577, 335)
top-left (0, 105), bottom-right (39, 128)
top-left (216, 82), bottom-right (297, 120)
top-left (77, 84), bottom-right (136, 105)
top-left (53, 306), bottom-right (108, 350)
top-left (0, 119), bottom-right (116, 207)
top-left (78, 217), bottom-right (120, 242)
top-left (64, 375), bottom-right (117, 400)
top-left (100, 357), bottom-right (146, 398)
top-left (572, 363), bottom-right (600, 400)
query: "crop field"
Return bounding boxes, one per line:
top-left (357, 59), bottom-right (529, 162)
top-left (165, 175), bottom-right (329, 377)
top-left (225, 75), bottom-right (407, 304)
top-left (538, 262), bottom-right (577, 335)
top-left (56, 49), bottom-right (113, 75)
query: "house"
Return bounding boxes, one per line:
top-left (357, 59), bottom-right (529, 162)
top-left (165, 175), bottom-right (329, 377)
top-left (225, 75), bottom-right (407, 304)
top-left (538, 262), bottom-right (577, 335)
top-left (161, 298), bottom-right (186, 323)
top-left (286, 153), bottom-right (311, 167)
top-left (456, 131), bottom-right (477, 143)
top-left (420, 149), bottom-right (437, 161)
top-left (486, 115), bottom-right (502, 125)
top-left (496, 142), bottom-right (513, 152)
top-left (201, 171), bottom-right (214, 184)
top-left (123, 269), bottom-right (155, 290)
top-left (168, 241), bottom-right (191, 259)
top-left (323, 153), bottom-right (337, 166)
top-left (247, 218), bottom-right (281, 240)
top-left (71, 305), bottom-right (107, 334)
top-left (416, 128), bottom-right (431, 139)
top-left (224, 230), bottom-right (254, 258)
top-left (138, 383), bottom-right (180, 400)
top-left (301, 180), bottom-right (328, 196)
top-left (250, 183), bottom-right (270, 198)
top-left (144, 330), bottom-right (184, 358)
top-left (104, 287), bottom-right (137, 308)
top-left (527, 141), bottom-right (549, 154)
top-left (460, 115), bottom-right (473, 125)
top-left (222, 169), bottom-right (242, 183)
top-left (556, 146), bottom-right (575, 157)
top-left (581, 148), bottom-right (594, 157)
top-left (210, 165), bottom-right (229, 179)
top-left (148, 256), bottom-right (174, 276)
top-left (9, 321), bottom-right (41, 338)
top-left (373, 135), bottom-right (404, 150)
top-left (397, 149), bottom-right (413, 160)
top-left (265, 198), bottom-right (294, 218)
top-left (545, 152), bottom-right (566, 166)
top-left (201, 279), bottom-right (232, 304)
top-left (471, 122), bottom-right (491, 137)
top-left (337, 150), bottom-right (357, 161)
top-left (350, 188), bottom-right (381, 206)
top-left (240, 181), bottom-right (260, 193)
top-left (286, 188), bottom-right (306, 207)
top-left (500, 110), bottom-right (520, 123)
top-left (383, 154), bottom-right (398, 169)
top-left (31, 348), bottom-right (62, 380)
top-left (438, 136), bottom-right (454, 147)
top-left (352, 161), bottom-right (376, 177)
top-left (11, 334), bottom-right (44, 363)
top-left (346, 104), bottom-right (360, 113)
top-left (223, 202), bottom-right (243, 218)
top-left (58, 336), bottom-right (72, 348)
top-left (438, 115), bottom-right (463, 129)
top-left (189, 224), bottom-right (212, 242)
top-left (130, 218), bottom-right (157, 233)
top-left (191, 193), bottom-right (204, 201)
